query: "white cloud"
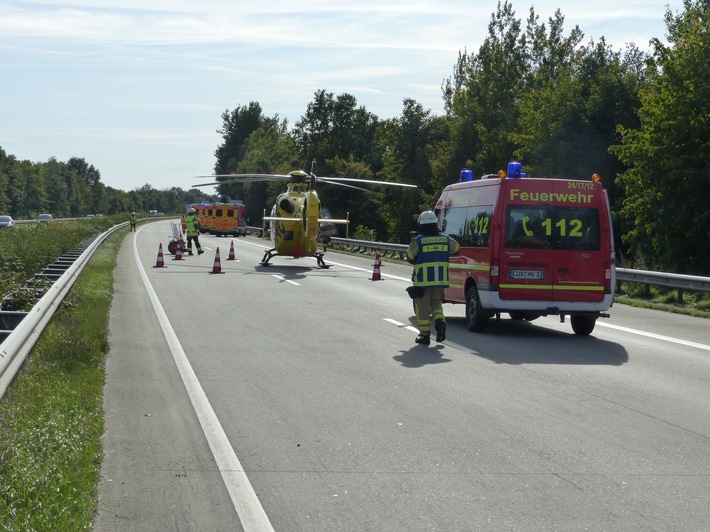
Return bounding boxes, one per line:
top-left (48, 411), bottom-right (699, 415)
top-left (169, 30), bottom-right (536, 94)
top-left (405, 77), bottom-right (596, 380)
top-left (0, 0), bottom-right (682, 190)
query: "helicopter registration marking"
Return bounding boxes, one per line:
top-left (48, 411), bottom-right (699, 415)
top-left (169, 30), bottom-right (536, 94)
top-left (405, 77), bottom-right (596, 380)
top-left (272, 274), bottom-right (300, 286)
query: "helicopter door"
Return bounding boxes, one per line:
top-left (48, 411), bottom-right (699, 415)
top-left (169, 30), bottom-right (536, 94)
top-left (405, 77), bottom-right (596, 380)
top-left (303, 193), bottom-right (320, 242)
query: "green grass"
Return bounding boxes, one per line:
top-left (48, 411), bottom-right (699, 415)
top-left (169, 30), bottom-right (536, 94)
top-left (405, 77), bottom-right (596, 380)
top-left (614, 280), bottom-right (710, 318)
top-left (0, 228), bottom-right (123, 530)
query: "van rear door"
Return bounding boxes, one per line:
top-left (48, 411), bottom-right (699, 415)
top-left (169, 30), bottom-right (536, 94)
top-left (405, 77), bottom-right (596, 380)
top-left (498, 180), bottom-right (555, 302)
top-left (550, 180), bottom-right (607, 303)
top-left (497, 178), bottom-right (608, 304)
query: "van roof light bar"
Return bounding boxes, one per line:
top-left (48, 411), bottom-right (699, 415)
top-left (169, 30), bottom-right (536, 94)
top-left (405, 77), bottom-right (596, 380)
top-left (507, 161), bottom-right (526, 178)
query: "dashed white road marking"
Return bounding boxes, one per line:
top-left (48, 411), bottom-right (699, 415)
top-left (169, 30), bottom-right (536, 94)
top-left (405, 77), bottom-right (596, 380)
top-left (383, 318), bottom-right (418, 334)
top-left (383, 318), bottom-right (480, 355)
top-left (272, 274), bottom-right (300, 286)
top-left (235, 239), bottom-right (709, 354)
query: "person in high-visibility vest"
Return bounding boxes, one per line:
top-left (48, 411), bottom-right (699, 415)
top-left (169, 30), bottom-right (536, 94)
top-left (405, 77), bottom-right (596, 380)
top-left (184, 208), bottom-right (204, 255)
top-left (129, 212), bottom-right (137, 232)
top-left (406, 210), bottom-right (460, 345)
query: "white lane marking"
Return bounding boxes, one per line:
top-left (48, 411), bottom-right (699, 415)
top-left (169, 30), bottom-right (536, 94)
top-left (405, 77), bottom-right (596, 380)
top-left (383, 318), bottom-right (480, 354)
top-left (383, 318), bottom-right (418, 333)
top-left (326, 259), bottom-right (411, 281)
top-left (272, 274), bottom-right (300, 286)
top-left (241, 239), bottom-right (710, 354)
top-left (597, 321), bottom-right (710, 352)
top-left (441, 340), bottom-right (480, 355)
top-left (234, 239), bottom-right (412, 281)
top-left (135, 240), bottom-right (274, 532)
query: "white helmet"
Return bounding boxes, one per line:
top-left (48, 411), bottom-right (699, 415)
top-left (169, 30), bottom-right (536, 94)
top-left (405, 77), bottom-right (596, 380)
top-left (417, 210), bottom-right (438, 225)
top-left (188, 208), bottom-right (196, 214)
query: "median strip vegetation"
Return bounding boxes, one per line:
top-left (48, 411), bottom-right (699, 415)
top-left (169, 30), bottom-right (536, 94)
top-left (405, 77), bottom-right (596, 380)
top-left (0, 219), bottom-right (125, 529)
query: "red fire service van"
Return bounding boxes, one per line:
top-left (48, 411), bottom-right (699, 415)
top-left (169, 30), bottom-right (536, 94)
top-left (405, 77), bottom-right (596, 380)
top-left (434, 162), bottom-right (615, 335)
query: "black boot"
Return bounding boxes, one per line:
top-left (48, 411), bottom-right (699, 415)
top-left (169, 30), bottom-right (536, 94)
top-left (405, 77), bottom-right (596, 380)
top-left (415, 334), bottom-right (430, 345)
top-left (435, 320), bottom-right (446, 342)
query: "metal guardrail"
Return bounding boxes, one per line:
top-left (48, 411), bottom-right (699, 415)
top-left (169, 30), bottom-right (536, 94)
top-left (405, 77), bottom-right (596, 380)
top-left (615, 268), bottom-right (710, 292)
top-left (328, 237), bottom-right (710, 294)
top-left (0, 222), bottom-right (129, 399)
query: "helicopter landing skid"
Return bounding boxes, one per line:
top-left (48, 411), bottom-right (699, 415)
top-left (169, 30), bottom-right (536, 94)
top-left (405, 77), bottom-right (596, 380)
top-left (260, 248), bottom-right (277, 266)
top-left (260, 248), bottom-right (331, 268)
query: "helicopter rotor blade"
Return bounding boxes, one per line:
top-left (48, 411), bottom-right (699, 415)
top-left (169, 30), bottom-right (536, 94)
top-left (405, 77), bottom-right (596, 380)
top-left (192, 174), bottom-right (290, 187)
top-left (317, 179), bottom-right (376, 193)
top-left (192, 171), bottom-right (417, 190)
top-left (315, 176), bottom-right (417, 188)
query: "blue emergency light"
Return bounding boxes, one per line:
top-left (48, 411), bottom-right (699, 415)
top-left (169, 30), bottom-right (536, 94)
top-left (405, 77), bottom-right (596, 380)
top-left (507, 162), bottom-right (526, 178)
top-left (460, 169), bottom-right (473, 182)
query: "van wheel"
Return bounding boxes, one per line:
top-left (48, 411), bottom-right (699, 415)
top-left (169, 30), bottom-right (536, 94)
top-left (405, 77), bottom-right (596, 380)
top-left (571, 315), bottom-right (596, 335)
top-left (466, 286), bottom-right (489, 332)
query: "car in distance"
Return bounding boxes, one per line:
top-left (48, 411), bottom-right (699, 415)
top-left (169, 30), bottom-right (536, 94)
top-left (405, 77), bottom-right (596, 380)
top-left (0, 215), bottom-right (15, 228)
top-left (38, 213), bottom-right (53, 223)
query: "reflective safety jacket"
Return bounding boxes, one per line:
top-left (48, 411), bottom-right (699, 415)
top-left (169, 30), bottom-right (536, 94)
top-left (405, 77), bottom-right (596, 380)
top-left (185, 214), bottom-right (199, 237)
top-left (407, 234), bottom-right (460, 287)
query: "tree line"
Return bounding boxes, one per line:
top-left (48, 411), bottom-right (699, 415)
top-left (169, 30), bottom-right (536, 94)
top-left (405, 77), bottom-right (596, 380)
top-left (2, 1), bottom-right (709, 275)
top-left (0, 151), bottom-right (214, 220)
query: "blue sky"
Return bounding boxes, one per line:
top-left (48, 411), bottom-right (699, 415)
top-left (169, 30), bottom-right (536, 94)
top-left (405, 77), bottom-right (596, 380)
top-left (1, 1), bottom-right (680, 192)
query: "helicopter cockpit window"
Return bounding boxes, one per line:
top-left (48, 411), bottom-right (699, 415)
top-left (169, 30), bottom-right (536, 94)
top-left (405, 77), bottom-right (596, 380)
top-left (441, 206), bottom-right (492, 248)
top-left (279, 199), bottom-right (294, 213)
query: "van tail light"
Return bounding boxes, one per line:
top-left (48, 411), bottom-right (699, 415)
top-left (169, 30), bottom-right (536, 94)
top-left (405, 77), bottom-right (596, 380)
top-left (604, 260), bottom-right (612, 293)
top-left (490, 259), bottom-right (500, 285)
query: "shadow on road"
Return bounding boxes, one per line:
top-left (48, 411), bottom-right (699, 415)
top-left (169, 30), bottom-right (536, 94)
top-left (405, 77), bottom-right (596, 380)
top-left (393, 345), bottom-right (452, 368)
top-left (405, 315), bottom-right (629, 366)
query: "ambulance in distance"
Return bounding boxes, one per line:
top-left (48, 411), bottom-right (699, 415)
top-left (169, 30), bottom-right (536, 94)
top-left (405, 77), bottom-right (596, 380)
top-left (185, 201), bottom-right (248, 237)
top-left (434, 162), bottom-right (615, 335)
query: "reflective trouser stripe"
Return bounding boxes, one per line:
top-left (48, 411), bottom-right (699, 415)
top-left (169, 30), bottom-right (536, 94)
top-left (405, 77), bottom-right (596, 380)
top-left (414, 287), bottom-right (446, 334)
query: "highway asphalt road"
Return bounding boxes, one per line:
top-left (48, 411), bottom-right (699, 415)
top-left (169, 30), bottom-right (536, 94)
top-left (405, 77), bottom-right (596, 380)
top-left (94, 221), bottom-right (710, 531)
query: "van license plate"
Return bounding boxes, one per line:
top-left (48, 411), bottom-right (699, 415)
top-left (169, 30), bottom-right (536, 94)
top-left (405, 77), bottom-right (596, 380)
top-left (510, 269), bottom-right (544, 279)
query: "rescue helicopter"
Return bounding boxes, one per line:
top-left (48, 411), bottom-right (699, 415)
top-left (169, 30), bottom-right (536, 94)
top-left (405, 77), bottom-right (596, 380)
top-left (193, 160), bottom-right (416, 268)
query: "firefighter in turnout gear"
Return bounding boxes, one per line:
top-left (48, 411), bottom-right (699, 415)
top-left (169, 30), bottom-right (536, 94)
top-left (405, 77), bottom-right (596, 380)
top-left (184, 208), bottom-right (204, 255)
top-left (406, 210), bottom-right (460, 345)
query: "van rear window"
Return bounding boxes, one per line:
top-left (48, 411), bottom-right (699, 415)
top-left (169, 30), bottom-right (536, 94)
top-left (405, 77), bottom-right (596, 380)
top-left (505, 206), bottom-right (600, 250)
top-left (441, 206), bottom-right (493, 248)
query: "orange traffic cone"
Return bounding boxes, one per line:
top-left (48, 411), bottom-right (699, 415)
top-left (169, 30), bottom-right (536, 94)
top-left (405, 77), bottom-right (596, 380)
top-left (210, 247), bottom-right (224, 274)
top-left (153, 243), bottom-right (167, 268)
top-left (370, 247), bottom-right (383, 281)
top-left (227, 240), bottom-right (236, 260)
top-left (173, 239), bottom-right (183, 260)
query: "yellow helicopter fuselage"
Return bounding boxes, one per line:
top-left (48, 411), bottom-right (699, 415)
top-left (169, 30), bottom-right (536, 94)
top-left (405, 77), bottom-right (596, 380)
top-left (268, 183), bottom-right (321, 258)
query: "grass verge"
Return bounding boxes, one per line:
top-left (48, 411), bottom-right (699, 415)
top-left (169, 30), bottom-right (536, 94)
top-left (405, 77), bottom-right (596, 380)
top-left (615, 282), bottom-right (710, 319)
top-left (0, 229), bottom-right (124, 530)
